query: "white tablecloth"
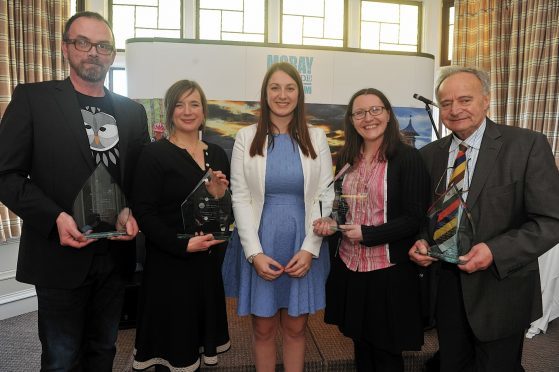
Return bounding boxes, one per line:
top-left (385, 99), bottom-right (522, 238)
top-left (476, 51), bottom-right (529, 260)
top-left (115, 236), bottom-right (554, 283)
top-left (526, 244), bottom-right (559, 338)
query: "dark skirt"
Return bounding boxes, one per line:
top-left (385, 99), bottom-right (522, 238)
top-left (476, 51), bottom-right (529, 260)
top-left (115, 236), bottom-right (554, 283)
top-left (133, 243), bottom-right (230, 371)
top-left (324, 254), bottom-right (424, 354)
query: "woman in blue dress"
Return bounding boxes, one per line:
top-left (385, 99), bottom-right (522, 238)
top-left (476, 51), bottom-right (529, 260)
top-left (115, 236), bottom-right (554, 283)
top-left (224, 62), bottom-right (334, 371)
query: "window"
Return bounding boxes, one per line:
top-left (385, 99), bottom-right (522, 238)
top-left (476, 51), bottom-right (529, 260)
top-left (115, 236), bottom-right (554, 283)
top-left (281, 0), bottom-right (345, 47)
top-left (198, 0), bottom-right (265, 42)
top-left (110, 0), bottom-right (182, 50)
top-left (70, 0), bottom-right (85, 16)
top-left (360, 0), bottom-right (421, 53)
top-left (105, 68), bottom-right (128, 96)
top-left (107, 1), bottom-right (428, 53)
top-left (441, 0), bottom-right (454, 66)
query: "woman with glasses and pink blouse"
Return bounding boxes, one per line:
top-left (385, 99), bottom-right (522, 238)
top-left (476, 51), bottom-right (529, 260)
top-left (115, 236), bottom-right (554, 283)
top-left (313, 88), bottom-right (430, 372)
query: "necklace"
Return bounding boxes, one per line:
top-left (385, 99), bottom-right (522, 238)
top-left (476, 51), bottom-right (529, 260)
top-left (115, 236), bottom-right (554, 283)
top-left (352, 152), bottom-right (383, 196)
top-left (170, 136), bottom-right (200, 156)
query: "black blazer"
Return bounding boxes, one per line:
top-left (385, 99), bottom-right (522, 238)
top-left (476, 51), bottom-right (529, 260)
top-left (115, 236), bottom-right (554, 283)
top-left (420, 119), bottom-right (559, 342)
top-left (0, 78), bottom-right (149, 288)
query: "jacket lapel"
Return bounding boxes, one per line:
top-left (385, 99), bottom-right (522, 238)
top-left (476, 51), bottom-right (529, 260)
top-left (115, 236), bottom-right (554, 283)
top-left (299, 145), bottom-right (311, 199)
top-left (466, 119), bottom-right (502, 209)
top-left (54, 78), bottom-right (95, 173)
top-left (257, 136), bottom-right (268, 198)
top-left (109, 92), bottom-right (130, 180)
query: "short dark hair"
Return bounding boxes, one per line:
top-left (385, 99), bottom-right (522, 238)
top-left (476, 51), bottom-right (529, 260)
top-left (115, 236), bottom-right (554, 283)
top-left (63, 11), bottom-right (114, 44)
top-left (164, 80), bottom-right (208, 134)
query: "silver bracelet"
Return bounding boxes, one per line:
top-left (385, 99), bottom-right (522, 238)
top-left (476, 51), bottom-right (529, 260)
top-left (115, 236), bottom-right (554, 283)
top-left (247, 252), bottom-right (262, 264)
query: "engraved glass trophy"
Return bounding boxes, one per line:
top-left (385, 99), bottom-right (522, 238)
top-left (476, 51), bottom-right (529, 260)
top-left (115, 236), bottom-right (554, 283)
top-left (330, 179), bottom-right (368, 232)
top-left (426, 185), bottom-right (475, 264)
top-left (72, 164), bottom-right (129, 239)
top-left (177, 169), bottom-right (233, 240)
top-left (316, 163), bottom-right (367, 232)
top-left (314, 163), bottom-right (349, 224)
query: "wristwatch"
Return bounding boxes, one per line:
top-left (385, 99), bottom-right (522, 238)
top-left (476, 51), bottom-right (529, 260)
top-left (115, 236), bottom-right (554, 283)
top-left (247, 252), bottom-right (262, 264)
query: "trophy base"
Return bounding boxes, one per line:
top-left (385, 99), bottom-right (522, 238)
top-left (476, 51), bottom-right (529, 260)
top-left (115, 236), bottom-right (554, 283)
top-left (329, 225), bottom-right (348, 232)
top-left (427, 249), bottom-right (467, 265)
top-left (85, 231), bottom-right (128, 239)
top-left (177, 233), bottom-right (231, 241)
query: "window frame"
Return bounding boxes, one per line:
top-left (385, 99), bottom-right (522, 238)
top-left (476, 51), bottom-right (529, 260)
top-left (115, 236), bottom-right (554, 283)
top-left (359, 0), bottom-right (422, 54)
top-left (108, 0), bottom-right (184, 52)
top-left (106, 67), bottom-right (127, 95)
top-left (196, 0), bottom-right (268, 43)
top-left (75, 0), bottom-right (85, 12)
top-left (440, 0), bottom-right (454, 66)
top-left (107, 0), bottom-right (431, 58)
top-left (279, 0), bottom-right (348, 48)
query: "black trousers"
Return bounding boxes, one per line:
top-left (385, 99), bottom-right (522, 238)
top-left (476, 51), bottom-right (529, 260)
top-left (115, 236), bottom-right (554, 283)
top-left (36, 253), bottom-right (125, 372)
top-left (435, 263), bottom-right (525, 372)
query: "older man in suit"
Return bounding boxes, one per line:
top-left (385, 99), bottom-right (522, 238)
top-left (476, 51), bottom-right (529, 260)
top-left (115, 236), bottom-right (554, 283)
top-left (409, 66), bottom-right (559, 371)
top-left (0, 11), bottom-right (149, 371)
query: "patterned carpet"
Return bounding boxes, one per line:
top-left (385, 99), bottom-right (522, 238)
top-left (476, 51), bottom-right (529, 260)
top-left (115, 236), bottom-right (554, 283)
top-left (1, 298), bottom-right (557, 371)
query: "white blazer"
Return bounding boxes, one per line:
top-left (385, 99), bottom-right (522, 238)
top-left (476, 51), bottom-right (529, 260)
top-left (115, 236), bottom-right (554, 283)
top-left (231, 124), bottom-right (334, 259)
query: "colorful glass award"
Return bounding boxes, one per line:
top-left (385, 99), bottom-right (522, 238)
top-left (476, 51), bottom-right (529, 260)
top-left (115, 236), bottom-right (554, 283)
top-left (427, 185), bottom-right (475, 264)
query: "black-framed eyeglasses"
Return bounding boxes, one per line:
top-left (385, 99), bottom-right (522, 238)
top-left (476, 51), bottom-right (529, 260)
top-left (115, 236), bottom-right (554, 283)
top-left (351, 106), bottom-right (385, 120)
top-left (64, 38), bottom-right (115, 55)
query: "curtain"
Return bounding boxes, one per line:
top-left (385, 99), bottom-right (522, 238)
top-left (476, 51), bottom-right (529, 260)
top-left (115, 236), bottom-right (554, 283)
top-left (453, 0), bottom-right (559, 167)
top-left (0, 1), bottom-right (69, 242)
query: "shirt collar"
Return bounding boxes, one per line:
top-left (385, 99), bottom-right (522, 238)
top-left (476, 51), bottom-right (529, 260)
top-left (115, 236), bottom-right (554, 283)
top-left (449, 118), bottom-right (487, 152)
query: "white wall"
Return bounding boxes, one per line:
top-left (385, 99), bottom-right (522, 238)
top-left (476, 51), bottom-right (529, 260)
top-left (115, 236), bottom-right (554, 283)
top-left (126, 41), bottom-right (435, 108)
top-left (0, 242), bottom-right (37, 320)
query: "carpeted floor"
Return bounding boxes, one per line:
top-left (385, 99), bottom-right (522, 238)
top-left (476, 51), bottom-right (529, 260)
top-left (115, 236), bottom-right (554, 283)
top-left (1, 298), bottom-right (558, 371)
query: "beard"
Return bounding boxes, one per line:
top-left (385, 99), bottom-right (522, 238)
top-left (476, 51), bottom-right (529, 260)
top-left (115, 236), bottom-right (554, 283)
top-left (69, 58), bottom-right (109, 83)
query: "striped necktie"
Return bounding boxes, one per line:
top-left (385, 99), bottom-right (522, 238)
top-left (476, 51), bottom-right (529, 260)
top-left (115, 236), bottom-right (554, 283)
top-left (433, 143), bottom-right (468, 244)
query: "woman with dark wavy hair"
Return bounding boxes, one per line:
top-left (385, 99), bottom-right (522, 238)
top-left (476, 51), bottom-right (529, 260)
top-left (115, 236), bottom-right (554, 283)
top-left (223, 62), bottom-right (333, 371)
top-left (314, 88), bottom-right (429, 372)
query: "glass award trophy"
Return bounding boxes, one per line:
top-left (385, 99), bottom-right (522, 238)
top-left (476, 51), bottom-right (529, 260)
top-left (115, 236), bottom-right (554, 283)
top-left (313, 163), bottom-right (350, 225)
top-left (330, 180), bottom-right (368, 232)
top-left (177, 170), bottom-right (233, 240)
top-left (426, 185), bottom-right (475, 264)
top-left (326, 164), bottom-right (367, 232)
top-left (72, 164), bottom-right (129, 239)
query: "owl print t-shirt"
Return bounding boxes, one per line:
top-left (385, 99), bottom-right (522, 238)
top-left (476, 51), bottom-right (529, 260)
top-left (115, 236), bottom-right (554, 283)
top-left (77, 92), bottom-right (121, 185)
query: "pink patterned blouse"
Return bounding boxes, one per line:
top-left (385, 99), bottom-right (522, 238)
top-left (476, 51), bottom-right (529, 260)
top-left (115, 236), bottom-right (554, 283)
top-left (338, 155), bottom-right (393, 272)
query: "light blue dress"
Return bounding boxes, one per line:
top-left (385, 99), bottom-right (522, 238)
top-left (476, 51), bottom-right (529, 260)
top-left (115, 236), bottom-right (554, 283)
top-left (223, 134), bottom-right (329, 317)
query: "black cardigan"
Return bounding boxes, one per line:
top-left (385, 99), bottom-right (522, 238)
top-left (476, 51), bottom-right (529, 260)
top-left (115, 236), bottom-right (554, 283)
top-left (333, 141), bottom-right (430, 264)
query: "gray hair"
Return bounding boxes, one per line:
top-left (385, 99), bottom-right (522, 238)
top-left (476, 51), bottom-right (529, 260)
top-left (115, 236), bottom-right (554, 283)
top-left (435, 66), bottom-right (490, 101)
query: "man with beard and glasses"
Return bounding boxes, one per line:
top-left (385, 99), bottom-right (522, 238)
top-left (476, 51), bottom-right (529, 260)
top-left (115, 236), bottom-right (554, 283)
top-left (0, 11), bottom-right (149, 371)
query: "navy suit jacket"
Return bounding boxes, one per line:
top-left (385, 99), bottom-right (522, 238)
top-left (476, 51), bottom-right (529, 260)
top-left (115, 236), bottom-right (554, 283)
top-left (0, 78), bottom-right (149, 288)
top-left (420, 119), bottom-right (559, 342)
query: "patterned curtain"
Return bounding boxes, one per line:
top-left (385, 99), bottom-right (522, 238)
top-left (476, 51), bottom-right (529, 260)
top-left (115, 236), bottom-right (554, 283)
top-left (453, 0), bottom-right (559, 167)
top-left (0, 0), bottom-right (69, 242)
